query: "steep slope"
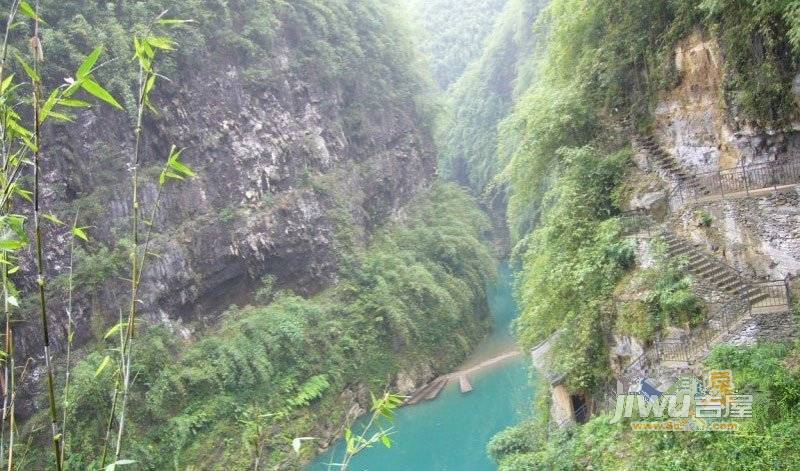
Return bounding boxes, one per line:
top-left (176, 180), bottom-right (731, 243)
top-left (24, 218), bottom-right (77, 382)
top-left (404, 0), bottom-right (509, 90)
top-left (438, 0), bottom-right (546, 191)
top-left (440, 0), bottom-right (800, 468)
top-left (472, 0), bottom-right (798, 470)
top-left (55, 183), bottom-right (495, 470)
top-left (16, 0), bottom-right (437, 372)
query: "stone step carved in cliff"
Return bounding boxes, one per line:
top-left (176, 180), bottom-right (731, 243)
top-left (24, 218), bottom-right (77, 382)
top-left (633, 134), bottom-right (707, 193)
top-left (660, 230), bottom-right (768, 306)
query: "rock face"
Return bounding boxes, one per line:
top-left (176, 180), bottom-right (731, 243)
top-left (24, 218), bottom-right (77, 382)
top-left (616, 31), bottom-right (800, 393)
top-left (646, 32), bottom-right (800, 281)
top-left (724, 311), bottom-right (798, 347)
top-left (654, 32), bottom-right (800, 173)
top-left (673, 190), bottom-right (800, 279)
top-left (15, 26), bottom-right (436, 412)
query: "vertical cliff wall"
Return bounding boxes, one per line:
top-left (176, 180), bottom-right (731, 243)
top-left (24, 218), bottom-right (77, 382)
top-left (16, 0), bottom-right (440, 405)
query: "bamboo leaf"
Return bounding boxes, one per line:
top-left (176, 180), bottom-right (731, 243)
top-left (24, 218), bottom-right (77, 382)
top-left (77, 46), bottom-right (103, 79)
top-left (104, 322), bottom-right (127, 339)
top-left (81, 79), bottom-right (123, 110)
top-left (6, 295), bottom-right (18, 307)
top-left (169, 159), bottom-right (195, 177)
top-left (13, 185), bottom-right (33, 202)
top-left (18, 1), bottom-right (44, 23)
top-left (42, 213), bottom-right (64, 225)
top-left (132, 37), bottom-right (150, 70)
top-left (0, 74), bottom-right (13, 94)
top-left (380, 434), bottom-right (392, 448)
top-left (142, 41), bottom-right (155, 58)
top-left (6, 117), bottom-right (32, 138)
top-left (1, 214), bottom-right (28, 239)
top-left (146, 36), bottom-right (175, 51)
top-left (43, 111), bottom-right (73, 122)
top-left (144, 74), bottom-right (156, 97)
top-left (72, 226), bottom-right (89, 242)
top-left (160, 170), bottom-right (183, 185)
top-left (155, 18), bottom-right (193, 26)
top-left (15, 54), bottom-right (39, 82)
top-left (58, 98), bottom-right (91, 108)
top-left (105, 459), bottom-right (137, 470)
top-left (40, 89), bottom-right (60, 123)
top-left (95, 355), bottom-right (112, 377)
top-left (0, 240), bottom-right (25, 251)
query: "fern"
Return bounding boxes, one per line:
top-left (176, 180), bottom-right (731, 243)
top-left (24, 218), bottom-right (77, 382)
top-left (287, 375), bottom-right (331, 409)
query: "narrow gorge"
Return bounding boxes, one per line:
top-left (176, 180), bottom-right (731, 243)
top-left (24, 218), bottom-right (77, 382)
top-left (3, 0), bottom-right (800, 470)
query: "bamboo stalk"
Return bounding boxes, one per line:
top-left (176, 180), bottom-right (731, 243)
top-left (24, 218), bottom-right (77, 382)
top-left (98, 364), bottom-right (121, 467)
top-left (101, 18), bottom-right (186, 465)
top-left (103, 47), bottom-right (148, 468)
top-left (0, 1), bottom-right (20, 82)
top-left (58, 211), bottom-right (79, 468)
top-left (29, 2), bottom-right (63, 468)
top-left (2, 253), bottom-right (14, 471)
top-left (0, 3), bottom-right (20, 464)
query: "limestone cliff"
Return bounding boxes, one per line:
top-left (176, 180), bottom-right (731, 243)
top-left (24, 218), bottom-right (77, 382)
top-left (649, 32), bottom-right (800, 279)
top-left (15, 2), bottom-right (437, 414)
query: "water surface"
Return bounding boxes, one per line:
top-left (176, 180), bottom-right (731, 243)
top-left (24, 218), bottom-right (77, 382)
top-left (310, 264), bottom-right (535, 470)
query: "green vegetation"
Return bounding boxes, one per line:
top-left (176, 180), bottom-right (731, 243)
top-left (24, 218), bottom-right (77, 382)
top-left (513, 147), bottom-right (635, 391)
top-left (444, 0), bottom-right (800, 194)
top-left (0, 2), bottom-right (196, 468)
top-left (318, 391), bottom-right (405, 469)
top-left (465, 1), bottom-right (800, 466)
top-left (615, 245), bottom-right (706, 343)
top-left (438, 0), bottom-right (545, 191)
top-left (30, 183), bottom-right (495, 469)
top-left (405, 0), bottom-right (509, 89)
top-left (2, 1), bottom-right (486, 469)
top-left (29, 0), bottom-right (433, 132)
top-left (490, 343), bottom-right (800, 470)
top-left (456, 0), bottom-right (800, 415)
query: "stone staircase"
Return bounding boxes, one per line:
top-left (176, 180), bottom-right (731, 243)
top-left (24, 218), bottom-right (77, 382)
top-left (633, 134), bottom-right (706, 194)
top-left (612, 119), bottom-right (796, 402)
top-left (618, 227), bottom-right (777, 393)
top-left (660, 230), bottom-right (768, 306)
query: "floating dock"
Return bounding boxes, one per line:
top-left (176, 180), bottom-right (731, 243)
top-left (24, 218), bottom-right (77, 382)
top-left (459, 375), bottom-right (473, 393)
top-left (406, 377), bottom-right (448, 405)
top-left (404, 350), bottom-right (522, 405)
top-left (425, 378), bottom-right (449, 400)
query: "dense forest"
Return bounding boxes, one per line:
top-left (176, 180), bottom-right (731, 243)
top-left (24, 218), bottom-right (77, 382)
top-left (59, 183), bottom-right (495, 469)
top-left (404, 0), bottom-right (508, 90)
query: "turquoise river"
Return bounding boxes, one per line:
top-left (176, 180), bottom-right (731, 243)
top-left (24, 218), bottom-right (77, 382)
top-left (310, 264), bottom-right (537, 470)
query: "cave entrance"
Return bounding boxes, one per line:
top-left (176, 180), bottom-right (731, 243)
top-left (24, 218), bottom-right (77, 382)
top-left (571, 394), bottom-right (589, 424)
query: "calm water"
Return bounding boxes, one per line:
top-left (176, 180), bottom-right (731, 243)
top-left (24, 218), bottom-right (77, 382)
top-left (309, 264), bottom-right (536, 471)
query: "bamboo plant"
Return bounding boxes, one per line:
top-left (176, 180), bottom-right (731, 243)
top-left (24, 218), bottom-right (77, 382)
top-left (295, 391), bottom-right (404, 471)
top-left (93, 15), bottom-right (194, 469)
top-left (0, 1), bottom-right (192, 469)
